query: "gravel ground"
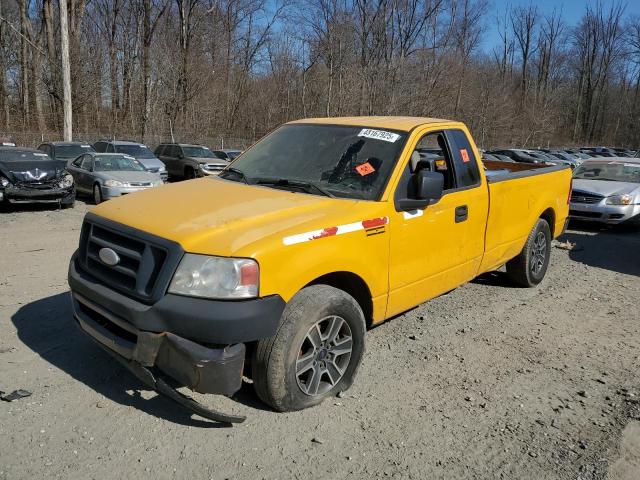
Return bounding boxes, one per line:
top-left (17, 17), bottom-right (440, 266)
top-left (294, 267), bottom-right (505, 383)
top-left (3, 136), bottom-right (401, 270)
top-left (0, 200), bottom-right (639, 480)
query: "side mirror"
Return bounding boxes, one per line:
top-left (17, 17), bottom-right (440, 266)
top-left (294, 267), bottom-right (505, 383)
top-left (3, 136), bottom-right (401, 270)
top-left (396, 170), bottom-right (444, 211)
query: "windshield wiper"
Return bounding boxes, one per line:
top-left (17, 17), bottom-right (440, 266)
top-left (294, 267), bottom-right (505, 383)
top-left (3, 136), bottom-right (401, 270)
top-left (220, 167), bottom-right (250, 184)
top-left (256, 178), bottom-right (335, 198)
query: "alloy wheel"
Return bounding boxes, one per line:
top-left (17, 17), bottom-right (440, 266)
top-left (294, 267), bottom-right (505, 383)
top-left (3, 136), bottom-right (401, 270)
top-left (295, 316), bottom-right (353, 396)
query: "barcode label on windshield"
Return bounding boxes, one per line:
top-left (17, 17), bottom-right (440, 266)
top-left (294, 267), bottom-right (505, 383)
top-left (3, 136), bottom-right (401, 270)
top-left (358, 129), bottom-right (400, 143)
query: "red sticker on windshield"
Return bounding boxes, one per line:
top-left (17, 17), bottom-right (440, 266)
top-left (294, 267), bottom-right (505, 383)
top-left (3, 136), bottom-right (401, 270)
top-left (460, 149), bottom-right (470, 163)
top-left (355, 162), bottom-right (376, 176)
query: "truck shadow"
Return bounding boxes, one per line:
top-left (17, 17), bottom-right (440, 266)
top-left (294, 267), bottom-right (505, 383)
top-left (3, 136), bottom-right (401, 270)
top-left (559, 223), bottom-right (640, 277)
top-left (10, 292), bottom-right (254, 427)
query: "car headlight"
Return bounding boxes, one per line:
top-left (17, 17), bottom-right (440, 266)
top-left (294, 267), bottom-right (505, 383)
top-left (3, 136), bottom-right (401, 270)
top-left (57, 173), bottom-right (74, 188)
top-left (104, 179), bottom-right (125, 187)
top-left (168, 254), bottom-right (259, 299)
top-left (605, 194), bottom-right (633, 205)
top-left (0, 176), bottom-right (10, 187)
top-left (158, 166), bottom-right (166, 172)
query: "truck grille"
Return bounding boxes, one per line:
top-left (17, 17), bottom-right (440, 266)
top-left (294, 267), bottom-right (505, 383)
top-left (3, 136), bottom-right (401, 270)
top-left (570, 190), bottom-right (603, 204)
top-left (77, 214), bottom-right (183, 304)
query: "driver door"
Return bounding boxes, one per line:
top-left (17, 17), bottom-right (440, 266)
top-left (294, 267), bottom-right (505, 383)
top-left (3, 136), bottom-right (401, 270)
top-left (386, 129), bottom-right (472, 318)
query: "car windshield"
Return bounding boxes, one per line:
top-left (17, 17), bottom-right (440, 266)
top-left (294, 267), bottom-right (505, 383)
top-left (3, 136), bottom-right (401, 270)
top-left (56, 145), bottom-right (93, 158)
top-left (220, 124), bottom-right (408, 200)
top-left (182, 146), bottom-right (215, 158)
top-left (573, 161), bottom-right (640, 183)
top-left (0, 150), bottom-right (51, 162)
top-left (115, 144), bottom-right (155, 158)
top-left (226, 150), bottom-right (241, 159)
top-left (93, 155), bottom-right (146, 172)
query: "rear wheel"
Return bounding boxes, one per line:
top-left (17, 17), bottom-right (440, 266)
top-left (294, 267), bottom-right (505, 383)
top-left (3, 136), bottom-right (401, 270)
top-left (252, 285), bottom-right (366, 412)
top-left (506, 218), bottom-right (551, 287)
top-left (93, 184), bottom-right (103, 204)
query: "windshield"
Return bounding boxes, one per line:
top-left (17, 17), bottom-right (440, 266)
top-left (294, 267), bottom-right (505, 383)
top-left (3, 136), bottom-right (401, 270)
top-left (573, 161), bottom-right (640, 183)
top-left (182, 146), bottom-right (215, 158)
top-left (115, 144), bottom-right (155, 158)
top-left (0, 150), bottom-right (51, 162)
top-left (94, 155), bottom-right (146, 172)
top-left (56, 145), bottom-right (93, 158)
top-left (226, 150), bottom-right (241, 160)
top-left (221, 124), bottom-right (408, 200)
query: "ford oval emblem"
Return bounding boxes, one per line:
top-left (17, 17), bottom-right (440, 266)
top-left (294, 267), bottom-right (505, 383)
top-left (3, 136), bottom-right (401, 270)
top-left (98, 247), bottom-right (120, 266)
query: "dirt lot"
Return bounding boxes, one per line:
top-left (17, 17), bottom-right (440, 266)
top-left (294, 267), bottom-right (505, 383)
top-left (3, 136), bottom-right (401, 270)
top-left (1, 200), bottom-right (639, 480)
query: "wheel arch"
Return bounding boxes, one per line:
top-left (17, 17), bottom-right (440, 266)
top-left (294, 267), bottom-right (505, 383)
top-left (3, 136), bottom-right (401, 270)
top-left (539, 207), bottom-right (556, 235)
top-left (305, 271), bottom-right (374, 327)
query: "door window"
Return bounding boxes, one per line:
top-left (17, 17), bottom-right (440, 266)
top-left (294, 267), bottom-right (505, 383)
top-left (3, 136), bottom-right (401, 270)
top-left (93, 141), bottom-right (106, 152)
top-left (445, 129), bottom-right (481, 188)
top-left (80, 155), bottom-right (93, 170)
top-left (413, 132), bottom-right (456, 190)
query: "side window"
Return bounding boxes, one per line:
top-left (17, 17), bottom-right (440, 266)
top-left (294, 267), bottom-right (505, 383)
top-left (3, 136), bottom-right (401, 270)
top-left (93, 141), bottom-right (105, 152)
top-left (80, 155), bottom-right (93, 170)
top-left (446, 129), bottom-right (481, 188)
top-left (167, 145), bottom-right (177, 157)
top-left (72, 155), bottom-right (83, 167)
top-left (413, 132), bottom-right (456, 191)
top-left (106, 143), bottom-right (115, 153)
top-left (213, 150), bottom-right (225, 159)
top-left (155, 145), bottom-right (165, 156)
top-left (177, 146), bottom-right (184, 157)
top-left (37, 144), bottom-right (49, 155)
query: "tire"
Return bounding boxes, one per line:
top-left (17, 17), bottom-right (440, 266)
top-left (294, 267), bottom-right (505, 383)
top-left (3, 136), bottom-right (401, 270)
top-left (252, 285), bottom-right (366, 412)
top-left (93, 184), bottom-right (103, 204)
top-left (506, 218), bottom-right (552, 287)
top-left (184, 167), bottom-right (196, 180)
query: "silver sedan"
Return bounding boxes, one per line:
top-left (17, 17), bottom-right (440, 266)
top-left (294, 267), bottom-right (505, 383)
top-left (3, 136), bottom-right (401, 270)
top-left (67, 152), bottom-right (164, 204)
top-left (569, 158), bottom-right (640, 225)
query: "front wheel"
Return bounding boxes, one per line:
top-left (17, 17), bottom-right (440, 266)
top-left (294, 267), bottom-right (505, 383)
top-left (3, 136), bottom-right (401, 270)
top-left (252, 285), bottom-right (366, 412)
top-left (506, 218), bottom-right (551, 287)
top-left (93, 184), bottom-right (103, 204)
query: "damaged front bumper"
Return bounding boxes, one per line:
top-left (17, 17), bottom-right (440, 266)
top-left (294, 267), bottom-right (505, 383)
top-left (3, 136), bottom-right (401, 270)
top-left (72, 292), bottom-right (247, 422)
top-left (73, 291), bottom-right (247, 422)
top-left (1, 184), bottom-right (74, 205)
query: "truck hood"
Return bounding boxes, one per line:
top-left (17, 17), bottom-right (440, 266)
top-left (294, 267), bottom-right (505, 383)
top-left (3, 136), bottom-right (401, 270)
top-left (0, 160), bottom-right (64, 183)
top-left (91, 177), bottom-right (364, 256)
top-left (572, 179), bottom-right (640, 197)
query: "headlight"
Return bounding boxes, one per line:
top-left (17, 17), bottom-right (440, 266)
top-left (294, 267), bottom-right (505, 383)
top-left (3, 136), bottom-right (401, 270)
top-left (158, 166), bottom-right (166, 172)
top-left (104, 179), bottom-right (125, 187)
top-left (57, 173), bottom-right (74, 188)
top-left (168, 254), bottom-right (259, 299)
top-left (0, 176), bottom-right (9, 187)
top-left (606, 194), bottom-right (633, 205)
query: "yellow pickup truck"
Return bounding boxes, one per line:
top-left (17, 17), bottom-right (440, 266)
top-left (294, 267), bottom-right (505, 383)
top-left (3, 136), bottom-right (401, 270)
top-left (68, 117), bottom-right (571, 422)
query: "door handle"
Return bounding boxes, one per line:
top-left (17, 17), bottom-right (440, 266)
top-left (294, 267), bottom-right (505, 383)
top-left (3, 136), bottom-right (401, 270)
top-left (455, 205), bottom-right (468, 223)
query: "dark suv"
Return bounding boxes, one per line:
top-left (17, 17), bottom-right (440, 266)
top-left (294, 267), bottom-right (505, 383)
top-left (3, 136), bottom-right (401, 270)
top-left (38, 141), bottom-right (95, 166)
top-left (155, 143), bottom-right (229, 179)
top-left (93, 140), bottom-right (167, 181)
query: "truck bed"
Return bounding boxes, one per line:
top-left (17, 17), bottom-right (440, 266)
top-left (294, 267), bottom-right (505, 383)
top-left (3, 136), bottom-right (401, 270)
top-left (479, 160), bottom-right (571, 274)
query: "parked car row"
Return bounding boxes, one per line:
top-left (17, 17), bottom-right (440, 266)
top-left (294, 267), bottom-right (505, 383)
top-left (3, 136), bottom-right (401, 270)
top-left (482, 146), bottom-right (638, 170)
top-left (0, 138), bottom-right (243, 208)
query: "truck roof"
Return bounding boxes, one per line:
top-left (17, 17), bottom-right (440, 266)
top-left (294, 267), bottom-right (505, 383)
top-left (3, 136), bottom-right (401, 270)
top-left (288, 116), bottom-right (458, 132)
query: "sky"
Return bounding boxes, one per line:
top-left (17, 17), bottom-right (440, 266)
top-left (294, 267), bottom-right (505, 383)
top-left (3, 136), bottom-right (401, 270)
top-left (481, 0), bottom-right (640, 52)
